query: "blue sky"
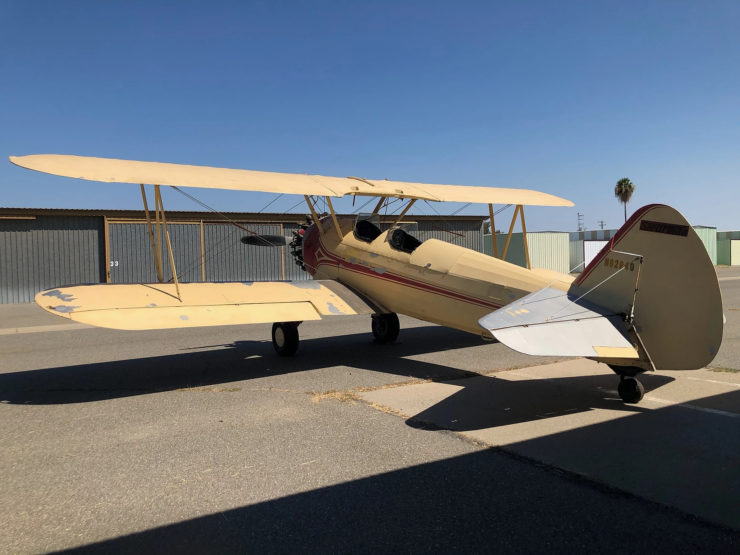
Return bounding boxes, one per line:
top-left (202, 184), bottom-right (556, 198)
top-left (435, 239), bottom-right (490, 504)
top-left (1, 1), bottom-right (738, 231)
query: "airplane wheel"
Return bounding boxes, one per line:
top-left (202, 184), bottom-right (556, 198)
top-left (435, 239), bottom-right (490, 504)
top-left (272, 322), bottom-right (299, 356)
top-left (618, 376), bottom-right (645, 404)
top-left (372, 313), bottom-right (399, 343)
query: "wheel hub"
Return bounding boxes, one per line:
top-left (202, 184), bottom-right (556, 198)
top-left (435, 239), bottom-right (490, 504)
top-left (274, 327), bottom-right (285, 347)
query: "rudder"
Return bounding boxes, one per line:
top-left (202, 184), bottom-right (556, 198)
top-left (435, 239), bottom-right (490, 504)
top-left (571, 204), bottom-right (723, 370)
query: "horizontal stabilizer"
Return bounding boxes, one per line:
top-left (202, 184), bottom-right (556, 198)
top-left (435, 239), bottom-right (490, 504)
top-left (35, 281), bottom-right (376, 330)
top-left (478, 287), bottom-right (639, 359)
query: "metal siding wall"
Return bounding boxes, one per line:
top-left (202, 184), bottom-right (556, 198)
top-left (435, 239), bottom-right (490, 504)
top-left (204, 223), bottom-right (283, 281)
top-left (483, 232), bottom-right (569, 272)
top-left (494, 234), bottom-right (526, 268)
top-left (413, 220), bottom-right (483, 252)
top-left (693, 227), bottom-right (717, 265)
top-left (717, 238), bottom-right (730, 265)
top-left (569, 232), bottom-right (584, 272)
top-left (483, 234), bottom-right (492, 256)
top-left (109, 223), bottom-right (202, 283)
top-left (584, 240), bottom-right (609, 268)
top-left (0, 216), bottom-right (103, 303)
top-left (529, 233), bottom-right (570, 274)
top-left (731, 240), bottom-right (740, 266)
top-left (0, 214), bottom-right (485, 302)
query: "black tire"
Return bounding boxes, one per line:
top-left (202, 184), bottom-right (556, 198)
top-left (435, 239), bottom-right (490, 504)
top-left (371, 313), bottom-right (400, 343)
top-left (618, 377), bottom-right (645, 403)
top-left (272, 322), bottom-right (299, 356)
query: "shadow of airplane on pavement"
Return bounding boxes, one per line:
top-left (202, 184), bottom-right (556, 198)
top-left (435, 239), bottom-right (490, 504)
top-left (62, 388), bottom-right (740, 553)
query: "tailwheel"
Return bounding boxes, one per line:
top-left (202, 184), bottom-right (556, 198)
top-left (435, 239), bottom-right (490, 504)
top-left (371, 313), bottom-right (400, 343)
top-left (272, 322), bottom-right (300, 356)
top-left (617, 376), bottom-right (645, 404)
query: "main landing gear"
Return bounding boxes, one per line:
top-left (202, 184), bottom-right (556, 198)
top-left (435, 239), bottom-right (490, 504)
top-left (609, 365), bottom-right (645, 403)
top-left (272, 322), bottom-right (300, 357)
top-left (372, 313), bottom-right (400, 343)
top-left (271, 313), bottom-right (401, 357)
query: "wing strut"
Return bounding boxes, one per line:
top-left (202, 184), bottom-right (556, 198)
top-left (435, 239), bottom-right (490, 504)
top-left (392, 198), bottom-right (417, 226)
top-left (304, 195), bottom-right (322, 234)
top-left (496, 204), bottom-right (530, 269)
top-left (370, 197), bottom-right (387, 215)
top-left (139, 184), bottom-right (182, 301)
top-left (157, 185), bottom-right (182, 301)
top-left (325, 196), bottom-right (342, 236)
top-left (488, 204), bottom-right (499, 258)
top-left (140, 184), bottom-right (164, 283)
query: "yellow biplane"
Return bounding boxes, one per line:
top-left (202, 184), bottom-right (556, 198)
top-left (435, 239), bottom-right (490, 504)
top-left (10, 155), bottom-right (724, 403)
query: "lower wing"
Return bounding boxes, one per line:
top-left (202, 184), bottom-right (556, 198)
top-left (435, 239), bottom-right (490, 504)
top-left (36, 280), bottom-right (376, 330)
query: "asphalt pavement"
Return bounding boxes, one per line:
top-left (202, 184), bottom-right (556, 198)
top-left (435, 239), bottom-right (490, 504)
top-left (0, 267), bottom-right (738, 552)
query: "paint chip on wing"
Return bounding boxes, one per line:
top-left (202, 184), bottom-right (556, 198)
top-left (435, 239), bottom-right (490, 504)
top-left (52, 305), bottom-right (81, 314)
top-left (372, 267), bottom-right (387, 274)
top-left (291, 281), bottom-right (322, 289)
top-left (42, 289), bottom-right (76, 302)
top-left (326, 302), bottom-right (345, 315)
top-left (180, 315), bottom-right (189, 321)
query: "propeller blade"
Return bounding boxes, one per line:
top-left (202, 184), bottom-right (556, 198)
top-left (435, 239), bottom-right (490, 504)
top-left (240, 234), bottom-right (287, 247)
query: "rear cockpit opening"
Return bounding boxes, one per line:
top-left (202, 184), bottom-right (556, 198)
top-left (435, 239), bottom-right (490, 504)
top-left (388, 227), bottom-right (422, 253)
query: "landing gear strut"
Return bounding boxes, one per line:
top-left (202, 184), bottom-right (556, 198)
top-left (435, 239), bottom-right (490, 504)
top-left (272, 322), bottom-right (300, 356)
top-left (372, 313), bottom-right (400, 343)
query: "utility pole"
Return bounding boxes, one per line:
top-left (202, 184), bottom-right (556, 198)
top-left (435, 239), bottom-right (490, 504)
top-left (598, 220), bottom-right (606, 230)
top-left (577, 212), bottom-right (584, 232)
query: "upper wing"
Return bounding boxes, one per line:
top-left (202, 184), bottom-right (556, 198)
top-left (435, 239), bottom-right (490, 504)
top-left (35, 281), bottom-right (377, 330)
top-left (10, 154), bottom-right (573, 207)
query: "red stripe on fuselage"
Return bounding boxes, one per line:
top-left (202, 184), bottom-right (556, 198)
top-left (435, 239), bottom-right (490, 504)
top-left (311, 236), bottom-right (501, 311)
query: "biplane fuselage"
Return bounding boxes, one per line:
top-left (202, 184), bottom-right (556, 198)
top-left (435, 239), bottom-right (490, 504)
top-left (302, 215), bottom-right (574, 336)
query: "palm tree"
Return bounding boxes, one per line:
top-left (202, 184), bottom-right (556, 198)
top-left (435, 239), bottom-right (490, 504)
top-left (614, 177), bottom-right (635, 222)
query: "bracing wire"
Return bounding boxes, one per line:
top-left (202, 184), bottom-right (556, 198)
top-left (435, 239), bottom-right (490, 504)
top-left (166, 186), bottom-right (292, 280)
top-left (257, 194), bottom-right (284, 214)
top-left (351, 196), bottom-right (378, 214)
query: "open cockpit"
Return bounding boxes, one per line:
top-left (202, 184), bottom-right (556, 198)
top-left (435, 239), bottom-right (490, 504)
top-left (353, 214), bottom-right (383, 243)
top-left (353, 214), bottom-right (423, 253)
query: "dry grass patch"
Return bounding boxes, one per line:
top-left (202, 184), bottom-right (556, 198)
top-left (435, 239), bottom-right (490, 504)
top-left (311, 390), bottom-right (359, 403)
top-left (176, 386), bottom-right (241, 393)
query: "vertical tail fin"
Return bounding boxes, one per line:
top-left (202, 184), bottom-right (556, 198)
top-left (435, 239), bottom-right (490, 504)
top-left (570, 204), bottom-right (723, 370)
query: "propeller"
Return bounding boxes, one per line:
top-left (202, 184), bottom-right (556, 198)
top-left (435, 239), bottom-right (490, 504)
top-left (240, 234), bottom-right (288, 247)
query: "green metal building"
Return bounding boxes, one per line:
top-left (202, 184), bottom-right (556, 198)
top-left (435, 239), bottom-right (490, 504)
top-left (717, 231), bottom-right (740, 266)
top-left (693, 226), bottom-right (717, 265)
top-left (483, 232), bottom-right (570, 274)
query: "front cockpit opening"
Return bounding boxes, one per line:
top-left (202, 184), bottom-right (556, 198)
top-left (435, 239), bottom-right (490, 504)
top-left (354, 214), bottom-right (383, 243)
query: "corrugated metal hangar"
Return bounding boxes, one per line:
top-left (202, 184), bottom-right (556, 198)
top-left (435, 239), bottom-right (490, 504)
top-left (484, 232), bottom-right (571, 274)
top-left (718, 230), bottom-right (740, 265)
top-left (0, 208), bottom-right (486, 304)
top-left (486, 224), bottom-right (724, 274)
top-left (2, 206), bottom-right (735, 305)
